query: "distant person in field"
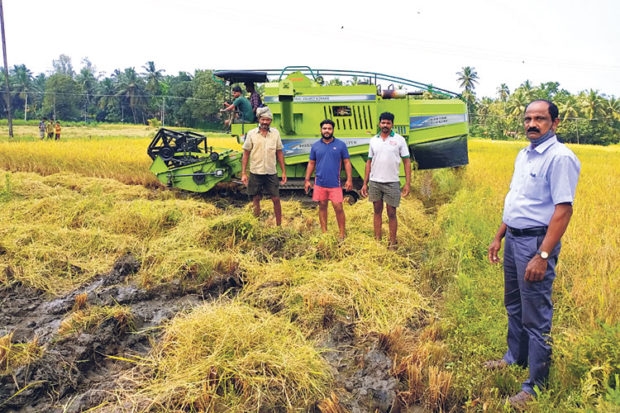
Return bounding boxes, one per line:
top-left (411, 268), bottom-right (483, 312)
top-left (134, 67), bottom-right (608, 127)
top-left (241, 106), bottom-right (287, 226)
top-left (39, 118), bottom-right (47, 139)
top-left (45, 119), bottom-right (54, 139)
top-left (360, 112), bottom-right (411, 248)
top-left (304, 119), bottom-right (353, 240)
top-left (487, 100), bottom-right (581, 410)
top-left (54, 121), bottom-right (61, 140)
top-left (244, 81), bottom-right (263, 117)
top-left (221, 85), bottom-right (255, 126)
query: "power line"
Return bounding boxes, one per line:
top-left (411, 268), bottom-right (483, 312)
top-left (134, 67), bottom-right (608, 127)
top-left (0, 90), bottom-right (222, 103)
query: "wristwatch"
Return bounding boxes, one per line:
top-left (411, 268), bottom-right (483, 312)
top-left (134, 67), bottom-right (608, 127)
top-left (536, 250), bottom-right (549, 260)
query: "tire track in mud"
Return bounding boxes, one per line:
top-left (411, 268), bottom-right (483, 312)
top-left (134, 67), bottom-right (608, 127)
top-left (0, 254), bottom-right (244, 412)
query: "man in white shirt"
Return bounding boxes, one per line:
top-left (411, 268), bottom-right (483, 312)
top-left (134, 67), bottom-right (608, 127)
top-left (360, 112), bottom-right (411, 247)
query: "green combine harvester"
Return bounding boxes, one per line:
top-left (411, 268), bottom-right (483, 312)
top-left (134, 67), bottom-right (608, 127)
top-left (147, 67), bottom-right (468, 196)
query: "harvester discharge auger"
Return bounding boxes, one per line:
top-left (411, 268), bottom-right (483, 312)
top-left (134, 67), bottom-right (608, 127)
top-left (147, 67), bottom-right (469, 194)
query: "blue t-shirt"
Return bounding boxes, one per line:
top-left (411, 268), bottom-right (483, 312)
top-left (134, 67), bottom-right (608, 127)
top-left (309, 138), bottom-right (350, 188)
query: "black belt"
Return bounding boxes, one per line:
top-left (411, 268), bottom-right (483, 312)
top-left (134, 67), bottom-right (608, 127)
top-left (507, 226), bottom-right (547, 237)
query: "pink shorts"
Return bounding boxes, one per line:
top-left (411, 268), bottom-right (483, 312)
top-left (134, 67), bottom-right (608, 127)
top-left (312, 185), bottom-right (344, 203)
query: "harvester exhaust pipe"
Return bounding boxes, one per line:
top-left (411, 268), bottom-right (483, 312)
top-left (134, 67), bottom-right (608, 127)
top-left (279, 79), bottom-right (295, 134)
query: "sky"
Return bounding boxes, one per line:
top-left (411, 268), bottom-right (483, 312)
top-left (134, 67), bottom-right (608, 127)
top-left (3, 0), bottom-right (619, 99)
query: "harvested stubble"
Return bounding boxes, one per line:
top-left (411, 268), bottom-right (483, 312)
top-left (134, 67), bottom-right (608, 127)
top-left (58, 304), bottom-right (134, 335)
top-left (0, 333), bottom-right (43, 376)
top-left (238, 196), bottom-right (434, 336)
top-left (0, 170), bottom-right (227, 293)
top-left (241, 256), bottom-right (430, 336)
top-left (122, 301), bottom-right (331, 412)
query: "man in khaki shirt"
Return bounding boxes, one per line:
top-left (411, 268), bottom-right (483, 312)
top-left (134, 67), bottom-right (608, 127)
top-left (241, 107), bottom-right (287, 225)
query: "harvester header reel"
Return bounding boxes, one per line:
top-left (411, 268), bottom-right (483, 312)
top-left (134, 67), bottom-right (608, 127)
top-left (147, 128), bottom-right (219, 168)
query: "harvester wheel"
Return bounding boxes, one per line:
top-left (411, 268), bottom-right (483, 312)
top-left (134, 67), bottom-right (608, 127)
top-left (193, 173), bottom-right (206, 185)
top-left (210, 151), bottom-right (219, 162)
top-left (160, 146), bottom-right (174, 161)
top-left (343, 191), bottom-right (359, 205)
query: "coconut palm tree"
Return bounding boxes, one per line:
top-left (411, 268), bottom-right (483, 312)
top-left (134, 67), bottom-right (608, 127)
top-left (456, 66), bottom-right (479, 93)
top-left (75, 59), bottom-right (99, 121)
top-left (602, 96), bottom-right (620, 122)
top-left (142, 61), bottom-right (164, 95)
top-left (456, 67), bottom-right (479, 125)
top-left (115, 67), bottom-right (147, 123)
top-left (539, 81), bottom-right (559, 99)
top-left (580, 89), bottom-right (604, 121)
top-left (497, 84), bottom-right (510, 102)
top-left (477, 97), bottom-right (493, 126)
top-left (518, 80), bottom-right (538, 103)
top-left (10, 64), bottom-right (33, 120)
top-left (559, 96), bottom-right (580, 122)
top-left (506, 88), bottom-right (529, 134)
top-left (96, 77), bottom-right (117, 121)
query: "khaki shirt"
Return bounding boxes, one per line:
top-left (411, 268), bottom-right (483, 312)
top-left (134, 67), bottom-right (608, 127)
top-left (242, 127), bottom-right (283, 175)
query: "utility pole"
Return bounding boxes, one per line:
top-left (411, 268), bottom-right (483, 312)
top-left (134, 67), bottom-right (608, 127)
top-left (161, 96), bottom-right (165, 127)
top-left (0, 0), bottom-right (13, 138)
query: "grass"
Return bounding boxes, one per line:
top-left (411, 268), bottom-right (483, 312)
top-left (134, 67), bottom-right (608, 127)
top-left (58, 303), bottom-right (134, 336)
top-left (0, 124), bottom-right (617, 411)
top-left (427, 140), bottom-right (620, 411)
top-left (118, 301), bottom-right (331, 412)
top-left (0, 333), bottom-right (44, 376)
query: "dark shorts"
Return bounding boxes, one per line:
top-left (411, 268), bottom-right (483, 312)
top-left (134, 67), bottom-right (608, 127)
top-left (247, 173), bottom-right (279, 197)
top-left (368, 181), bottom-right (401, 207)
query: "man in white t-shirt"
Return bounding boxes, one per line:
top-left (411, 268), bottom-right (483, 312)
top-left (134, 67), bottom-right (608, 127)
top-left (361, 112), bottom-right (411, 247)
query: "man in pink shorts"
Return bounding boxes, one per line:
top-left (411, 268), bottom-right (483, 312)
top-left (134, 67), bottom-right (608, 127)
top-left (304, 119), bottom-right (353, 240)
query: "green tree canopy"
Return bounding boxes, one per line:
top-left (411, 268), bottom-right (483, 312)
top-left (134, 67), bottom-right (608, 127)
top-left (42, 73), bottom-right (80, 120)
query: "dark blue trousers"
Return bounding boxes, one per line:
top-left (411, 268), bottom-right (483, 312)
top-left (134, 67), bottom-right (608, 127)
top-left (502, 232), bottom-right (560, 395)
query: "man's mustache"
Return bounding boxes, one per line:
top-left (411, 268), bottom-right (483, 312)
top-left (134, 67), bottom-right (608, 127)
top-left (527, 127), bottom-right (540, 133)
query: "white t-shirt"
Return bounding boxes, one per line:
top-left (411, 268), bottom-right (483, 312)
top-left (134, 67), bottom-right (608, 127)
top-left (368, 131), bottom-right (410, 183)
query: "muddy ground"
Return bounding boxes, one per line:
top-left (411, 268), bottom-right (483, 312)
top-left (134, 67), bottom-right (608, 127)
top-left (1, 254), bottom-right (422, 412)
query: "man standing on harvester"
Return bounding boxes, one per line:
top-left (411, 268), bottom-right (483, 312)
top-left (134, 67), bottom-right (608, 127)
top-left (241, 106), bottom-right (287, 226)
top-left (304, 119), bottom-right (353, 240)
top-left (361, 112), bottom-right (411, 248)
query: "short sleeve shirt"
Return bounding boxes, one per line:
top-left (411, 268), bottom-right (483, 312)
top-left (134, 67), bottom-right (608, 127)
top-left (242, 127), bottom-right (283, 175)
top-left (234, 96), bottom-right (255, 123)
top-left (309, 138), bottom-right (350, 188)
top-left (502, 136), bottom-right (581, 228)
top-left (368, 131), bottom-right (410, 183)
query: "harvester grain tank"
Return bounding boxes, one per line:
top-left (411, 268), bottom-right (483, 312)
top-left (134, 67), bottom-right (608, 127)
top-left (147, 67), bottom-right (469, 194)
